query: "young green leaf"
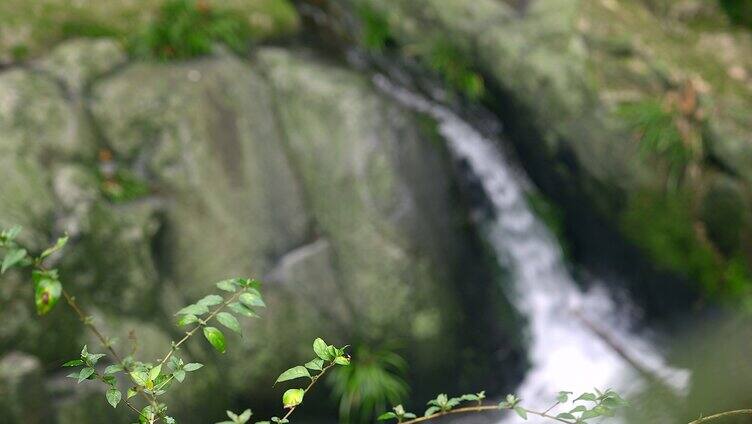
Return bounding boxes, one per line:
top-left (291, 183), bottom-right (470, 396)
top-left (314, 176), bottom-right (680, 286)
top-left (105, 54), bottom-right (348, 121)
top-left (217, 312), bottom-right (241, 334)
top-left (313, 338), bottom-right (330, 361)
top-left (304, 359), bottom-right (324, 371)
top-left (2, 248), bottom-right (27, 274)
top-left (216, 279), bottom-right (238, 292)
top-left (104, 364), bottom-right (124, 375)
top-left (106, 387), bottom-right (122, 408)
top-left (149, 364), bottom-right (162, 381)
top-left (228, 302), bottom-right (258, 318)
top-left (173, 369), bottom-right (186, 382)
top-left (40, 235), bottom-right (69, 260)
top-left (377, 412), bottom-right (397, 421)
top-left (333, 356), bottom-right (350, 366)
top-left (282, 388), bottom-right (305, 408)
top-left (183, 362), bottom-right (203, 372)
top-left (77, 367), bottom-right (95, 383)
top-left (175, 304), bottom-right (209, 316)
top-left (178, 314), bottom-right (200, 326)
top-left (197, 294), bottom-right (223, 307)
top-left (62, 359), bottom-right (84, 367)
top-left (275, 366), bottom-right (311, 384)
top-left (514, 406), bottom-right (527, 420)
top-left (203, 326), bottom-right (226, 353)
top-left (239, 292), bottom-right (265, 308)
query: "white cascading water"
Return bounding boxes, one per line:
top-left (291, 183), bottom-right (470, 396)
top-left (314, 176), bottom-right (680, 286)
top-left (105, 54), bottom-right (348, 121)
top-left (373, 75), bottom-right (690, 423)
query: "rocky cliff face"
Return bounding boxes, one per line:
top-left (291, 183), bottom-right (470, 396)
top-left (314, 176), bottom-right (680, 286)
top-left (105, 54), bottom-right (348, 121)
top-left (0, 40), bottom-right (517, 422)
top-left (315, 0), bottom-right (752, 307)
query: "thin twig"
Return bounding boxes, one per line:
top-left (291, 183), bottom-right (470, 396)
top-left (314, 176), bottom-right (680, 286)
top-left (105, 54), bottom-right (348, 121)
top-left (158, 290), bottom-right (244, 368)
top-left (399, 404), bottom-right (574, 424)
top-left (687, 409), bottom-right (752, 423)
top-left (62, 289), bottom-right (153, 420)
top-left (280, 362), bottom-right (337, 421)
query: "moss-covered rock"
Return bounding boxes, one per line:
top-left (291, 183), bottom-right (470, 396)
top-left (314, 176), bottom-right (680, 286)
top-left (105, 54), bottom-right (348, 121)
top-left (322, 0), bottom-right (752, 302)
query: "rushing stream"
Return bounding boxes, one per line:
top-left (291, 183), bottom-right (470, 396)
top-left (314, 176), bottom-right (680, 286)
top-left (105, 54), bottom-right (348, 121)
top-left (373, 75), bottom-right (691, 422)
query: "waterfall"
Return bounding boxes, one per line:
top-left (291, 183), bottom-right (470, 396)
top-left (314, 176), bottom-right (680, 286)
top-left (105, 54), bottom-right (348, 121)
top-left (373, 75), bottom-right (690, 422)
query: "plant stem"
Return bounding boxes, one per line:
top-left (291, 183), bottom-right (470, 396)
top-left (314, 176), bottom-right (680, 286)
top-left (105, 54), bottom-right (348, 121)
top-left (399, 405), bottom-right (574, 424)
top-left (280, 362), bottom-right (337, 421)
top-left (687, 409), bottom-right (752, 423)
top-left (62, 289), bottom-right (154, 421)
top-left (158, 289), bottom-right (244, 368)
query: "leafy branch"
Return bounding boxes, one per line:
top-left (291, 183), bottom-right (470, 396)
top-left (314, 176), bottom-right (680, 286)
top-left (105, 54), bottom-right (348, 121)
top-left (218, 338), bottom-right (351, 424)
top-left (379, 390), bottom-right (628, 424)
top-left (0, 226), bottom-right (265, 423)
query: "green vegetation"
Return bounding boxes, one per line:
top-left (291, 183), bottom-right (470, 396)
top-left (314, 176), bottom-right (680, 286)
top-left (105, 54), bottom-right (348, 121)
top-left (720, 0), bottom-right (752, 28)
top-left (422, 39), bottom-right (485, 101)
top-left (621, 190), bottom-right (718, 289)
top-left (357, 5), bottom-right (394, 52)
top-left (328, 346), bottom-right (408, 423)
top-left (0, 0), bottom-right (299, 62)
top-left (353, 7), bottom-right (484, 100)
top-left (128, 0), bottom-right (252, 60)
top-left (617, 99), bottom-right (693, 189)
top-left (100, 169), bottom-right (151, 203)
top-left (3, 224), bottom-right (752, 422)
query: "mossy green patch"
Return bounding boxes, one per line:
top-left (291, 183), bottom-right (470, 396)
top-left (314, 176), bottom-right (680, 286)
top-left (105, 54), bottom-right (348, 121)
top-left (128, 0), bottom-right (253, 60)
top-left (621, 190), bottom-right (722, 293)
top-left (0, 0), bottom-right (299, 62)
top-left (617, 98), bottom-right (692, 187)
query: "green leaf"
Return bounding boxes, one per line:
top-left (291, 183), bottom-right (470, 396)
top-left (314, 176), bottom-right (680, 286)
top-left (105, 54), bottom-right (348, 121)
top-left (557, 391), bottom-right (572, 403)
top-left (304, 359), bottom-right (324, 371)
top-left (175, 304), bottom-right (209, 316)
top-left (378, 412), bottom-right (397, 421)
top-left (312, 338), bottom-right (330, 361)
top-left (282, 388), bottom-right (305, 408)
top-left (557, 412), bottom-right (576, 420)
top-left (178, 314), bottom-right (200, 326)
top-left (239, 292), bottom-right (265, 308)
top-left (237, 409), bottom-right (252, 423)
top-left (514, 406), bottom-right (527, 420)
top-left (106, 387), bottom-right (121, 408)
top-left (104, 364), bottom-right (124, 375)
top-left (217, 312), bottom-right (241, 334)
top-left (183, 363), bottom-right (203, 372)
top-left (1, 225), bottom-right (22, 242)
top-left (77, 367), bottom-right (95, 383)
top-left (62, 359), bottom-right (84, 367)
top-left (197, 294), bottom-right (223, 307)
top-left (127, 387), bottom-right (138, 399)
top-left (33, 271), bottom-right (62, 315)
top-left (149, 364), bottom-right (162, 381)
top-left (228, 302), bottom-right (258, 318)
top-left (40, 235), bottom-right (69, 260)
top-left (275, 366), bottom-right (310, 384)
top-left (173, 369), bottom-right (186, 382)
top-left (203, 326), bottom-right (226, 353)
top-left (130, 370), bottom-right (149, 386)
top-left (2, 248), bottom-right (27, 273)
top-left (424, 406), bottom-right (440, 416)
top-left (216, 279), bottom-right (239, 292)
top-left (576, 392), bottom-right (597, 402)
top-left (333, 356), bottom-right (350, 366)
